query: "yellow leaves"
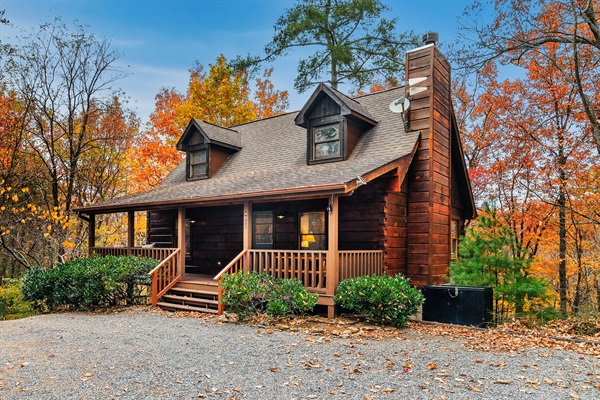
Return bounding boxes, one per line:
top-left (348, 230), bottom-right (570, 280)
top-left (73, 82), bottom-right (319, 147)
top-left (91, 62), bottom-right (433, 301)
top-left (11, 194), bottom-right (18, 202)
top-left (21, 187), bottom-right (29, 193)
top-left (62, 240), bottom-right (76, 250)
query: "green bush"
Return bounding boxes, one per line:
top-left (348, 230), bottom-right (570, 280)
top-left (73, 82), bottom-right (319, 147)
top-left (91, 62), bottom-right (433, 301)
top-left (21, 255), bottom-right (157, 310)
top-left (334, 274), bottom-right (423, 327)
top-left (220, 271), bottom-right (318, 320)
top-left (0, 279), bottom-right (34, 320)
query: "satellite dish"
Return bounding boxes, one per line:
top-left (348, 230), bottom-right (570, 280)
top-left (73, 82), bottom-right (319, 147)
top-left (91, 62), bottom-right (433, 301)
top-left (389, 97), bottom-right (410, 113)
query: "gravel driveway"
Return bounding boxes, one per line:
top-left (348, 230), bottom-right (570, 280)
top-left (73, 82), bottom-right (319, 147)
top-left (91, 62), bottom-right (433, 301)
top-left (0, 309), bottom-right (598, 399)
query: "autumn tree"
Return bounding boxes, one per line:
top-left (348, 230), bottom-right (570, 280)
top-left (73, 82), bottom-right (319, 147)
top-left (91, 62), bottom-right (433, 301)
top-left (0, 19), bottom-right (138, 272)
top-left (3, 18), bottom-right (130, 212)
top-left (130, 56), bottom-right (288, 191)
top-left (455, 42), bottom-right (598, 316)
top-left (235, 0), bottom-right (418, 93)
top-left (456, 0), bottom-right (600, 156)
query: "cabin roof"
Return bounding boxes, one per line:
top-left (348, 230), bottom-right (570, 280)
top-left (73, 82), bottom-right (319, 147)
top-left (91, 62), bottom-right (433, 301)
top-left (294, 83), bottom-right (377, 127)
top-left (79, 86), bottom-right (420, 213)
top-left (176, 119), bottom-right (242, 151)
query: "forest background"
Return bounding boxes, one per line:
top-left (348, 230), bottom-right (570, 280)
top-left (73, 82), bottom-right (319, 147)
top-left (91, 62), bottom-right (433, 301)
top-left (0, 0), bottom-right (599, 319)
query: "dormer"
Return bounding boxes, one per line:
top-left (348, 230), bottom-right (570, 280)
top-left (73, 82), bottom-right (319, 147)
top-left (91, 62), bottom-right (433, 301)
top-left (295, 83), bottom-right (377, 165)
top-left (176, 119), bottom-right (242, 180)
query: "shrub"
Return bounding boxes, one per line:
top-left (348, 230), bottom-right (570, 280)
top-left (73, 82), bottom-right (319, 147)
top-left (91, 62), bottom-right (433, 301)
top-left (220, 271), bottom-right (318, 320)
top-left (21, 255), bottom-right (156, 310)
top-left (0, 279), bottom-right (34, 320)
top-left (334, 274), bottom-right (423, 327)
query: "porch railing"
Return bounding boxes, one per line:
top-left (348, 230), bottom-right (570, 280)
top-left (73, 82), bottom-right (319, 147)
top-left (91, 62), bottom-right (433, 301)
top-left (338, 250), bottom-right (384, 281)
top-left (249, 250), bottom-right (327, 292)
top-left (213, 249), bottom-right (385, 294)
top-left (92, 246), bottom-right (177, 261)
top-left (147, 248), bottom-right (181, 307)
top-left (214, 249), bottom-right (247, 281)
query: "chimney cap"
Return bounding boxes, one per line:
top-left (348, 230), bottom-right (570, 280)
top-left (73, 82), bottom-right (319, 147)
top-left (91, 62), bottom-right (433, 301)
top-left (422, 31), bottom-right (439, 46)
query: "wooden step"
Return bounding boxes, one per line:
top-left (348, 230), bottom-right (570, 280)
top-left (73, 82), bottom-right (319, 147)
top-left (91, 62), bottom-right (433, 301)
top-left (176, 281), bottom-right (219, 291)
top-left (162, 294), bottom-right (219, 306)
top-left (169, 287), bottom-right (219, 296)
top-left (156, 301), bottom-right (218, 314)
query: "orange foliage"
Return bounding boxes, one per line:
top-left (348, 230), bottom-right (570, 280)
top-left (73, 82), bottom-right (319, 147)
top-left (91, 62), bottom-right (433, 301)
top-left (129, 56), bottom-right (288, 191)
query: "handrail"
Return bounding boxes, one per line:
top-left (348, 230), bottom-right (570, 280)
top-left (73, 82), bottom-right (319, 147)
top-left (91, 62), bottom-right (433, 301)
top-left (148, 248), bottom-right (181, 307)
top-left (147, 249), bottom-right (180, 276)
top-left (213, 249), bottom-right (247, 280)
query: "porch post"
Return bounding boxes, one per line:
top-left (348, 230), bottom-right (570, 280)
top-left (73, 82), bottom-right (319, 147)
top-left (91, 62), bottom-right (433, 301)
top-left (326, 194), bottom-right (339, 318)
top-left (177, 206), bottom-right (186, 279)
top-left (88, 213), bottom-right (96, 256)
top-left (127, 210), bottom-right (135, 255)
top-left (243, 201), bottom-right (252, 273)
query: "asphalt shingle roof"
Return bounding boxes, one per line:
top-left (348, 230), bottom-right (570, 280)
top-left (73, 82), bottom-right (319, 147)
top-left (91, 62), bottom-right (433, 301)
top-left (80, 85), bottom-right (419, 212)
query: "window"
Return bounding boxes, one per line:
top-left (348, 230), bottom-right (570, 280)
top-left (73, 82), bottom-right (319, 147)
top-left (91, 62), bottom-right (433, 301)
top-left (253, 211), bottom-right (273, 249)
top-left (189, 148), bottom-right (208, 178)
top-left (313, 123), bottom-right (340, 159)
top-left (299, 211), bottom-right (326, 250)
top-left (451, 219), bottom-right (459, 259)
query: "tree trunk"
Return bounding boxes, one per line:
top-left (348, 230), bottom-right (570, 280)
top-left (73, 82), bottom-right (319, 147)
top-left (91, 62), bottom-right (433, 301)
top-left (558, 132), bottom-right (568, 317)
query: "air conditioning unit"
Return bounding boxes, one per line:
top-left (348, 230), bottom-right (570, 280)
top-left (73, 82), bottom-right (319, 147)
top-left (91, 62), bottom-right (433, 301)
top-left (422, 285), bottom-right (493, 327)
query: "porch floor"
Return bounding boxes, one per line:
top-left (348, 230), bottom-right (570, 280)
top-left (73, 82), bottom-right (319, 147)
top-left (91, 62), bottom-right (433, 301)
top-left (181, 273), bottom-right (216, 284)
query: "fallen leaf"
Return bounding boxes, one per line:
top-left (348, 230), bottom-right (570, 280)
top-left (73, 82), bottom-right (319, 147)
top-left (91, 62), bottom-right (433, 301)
top-left (428, 363), bottom-right (437, 370)
top-left (494, 380), bottom-right (512, 384)
top-left (468, 384), bottom-right (483, 392)
top-left (268, 368), bottom-right (279, 372)
top-left (82, 373), bottom-right (93, 377)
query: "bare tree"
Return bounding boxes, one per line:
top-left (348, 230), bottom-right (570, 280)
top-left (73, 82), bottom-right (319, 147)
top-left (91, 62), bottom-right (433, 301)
top-left (455, 0), bottom-right (600, 156)
top-left (4, 18), bottom-right (129, 212)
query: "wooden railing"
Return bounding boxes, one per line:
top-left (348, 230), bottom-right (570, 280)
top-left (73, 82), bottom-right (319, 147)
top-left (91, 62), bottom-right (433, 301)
top-left (213, 249), bottom-right (248, 315)
top-left (248, 250), bottom-right (327, 291)
top-left (338, 250), bottom-right (384, 281)
top-left (92, 246), bottom-right (178, 261)
top-left (213, 249), bottom-right (248, 281)
top-left (148, 249), bottom-right (181, 307)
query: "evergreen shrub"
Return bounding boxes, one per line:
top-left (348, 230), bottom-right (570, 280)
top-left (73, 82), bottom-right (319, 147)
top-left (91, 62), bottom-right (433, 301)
top-left (21, 255), bottom-right (157, 310)
top-left (334, 274), bottom-right (424, 327)
top-left (220, 271), bottom-right (318, 320)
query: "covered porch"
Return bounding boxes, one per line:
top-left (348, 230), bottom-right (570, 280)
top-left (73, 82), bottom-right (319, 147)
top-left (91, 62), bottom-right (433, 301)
top-left (85, 191), bottom-right (387, 317)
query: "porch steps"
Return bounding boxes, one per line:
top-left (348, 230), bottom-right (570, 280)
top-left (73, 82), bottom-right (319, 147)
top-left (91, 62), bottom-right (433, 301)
top-left (157, 283), bottom-right (220, 314)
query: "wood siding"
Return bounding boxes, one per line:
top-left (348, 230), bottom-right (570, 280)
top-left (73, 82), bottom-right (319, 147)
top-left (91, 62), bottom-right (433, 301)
top-left (307, 95), bottom-right (341, 119)
top-left (338, 181), bottom-right (385, 251)
top-left (147, 210), bottom-right (176, 248)
top-left (405, 44), bottom-right (452, 286)
top-left (209, 146), bottom-right (234, 178)
top-left (384, 175), bottom-right (408, 276)
top-left (188, 205), bottom-right (243, 275)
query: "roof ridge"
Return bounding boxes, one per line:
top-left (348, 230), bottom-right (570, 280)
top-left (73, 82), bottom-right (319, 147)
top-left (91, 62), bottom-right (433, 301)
top-left (193, 118), bottom-right (239, 132)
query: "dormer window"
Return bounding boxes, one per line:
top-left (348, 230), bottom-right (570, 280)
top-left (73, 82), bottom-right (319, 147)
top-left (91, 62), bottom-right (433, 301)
top-left (176, 119), bottom-right (242, 182)
top-left (313, 123), bottom-right (341, 159)
top-left (295, 83), bottom-right (378, 166)
top-left (189, 147), bottom-right (208, 179)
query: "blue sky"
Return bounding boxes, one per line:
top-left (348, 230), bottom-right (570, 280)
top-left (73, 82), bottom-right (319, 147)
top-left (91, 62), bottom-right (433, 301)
top-left (2, 0), bottom-right (474, 125)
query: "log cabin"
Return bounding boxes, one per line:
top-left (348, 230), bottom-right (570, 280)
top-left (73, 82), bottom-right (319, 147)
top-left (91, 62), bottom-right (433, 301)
top-left (76, 36), bottom-right (476, 318)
